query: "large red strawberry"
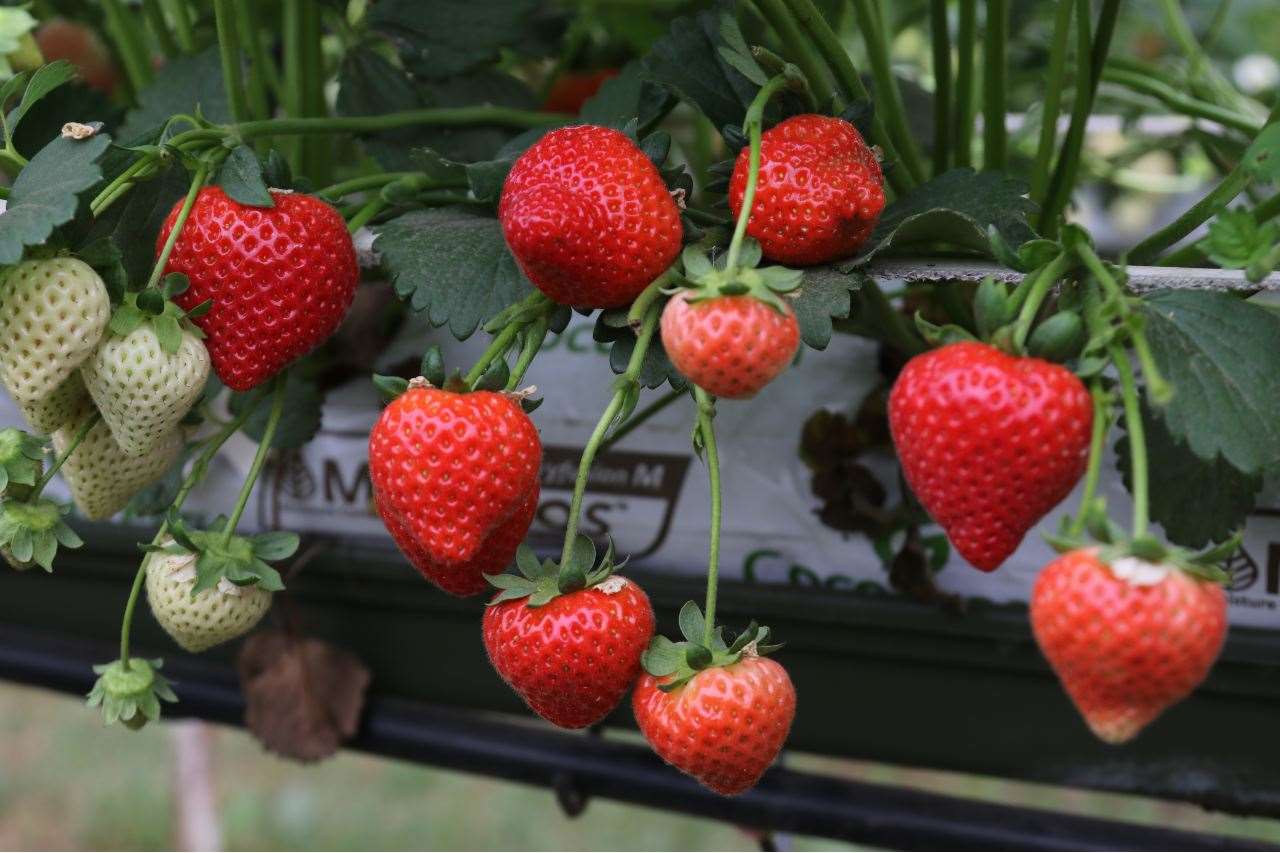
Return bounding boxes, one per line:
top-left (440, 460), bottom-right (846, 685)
top-left (369, 382), bottom-right (541, 596)
top-left (157, 187), bottom-right (359, 392)
top-left (633, 612), bottom-right (795, 796)
top-left (483, 540), bottom-right (654, 728)
top-left (499, 125), bottom-right (682, 308)
top-left (1031, 549), bottom-right (1228, 743)
top-left (661, 290), bottom-right (799, 399)
top-left (729, 114), bottom-right (884, 266)
top-left (888, 341), bottom-right (1092, 571)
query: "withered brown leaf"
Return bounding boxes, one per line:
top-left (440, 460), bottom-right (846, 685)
top-left (237, 630), bottom-right (372, 762)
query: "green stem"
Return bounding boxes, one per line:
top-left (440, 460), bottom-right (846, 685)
top-left (218, 376), bottom-right (288, 549)
top-left (281, 0), bottom-right (305, 169)
top-left (214, 0), bottom-right (252, 126)
top-left (1011, 252), bottom-right (1070, 351)
top-left (598, 388), bottom-right (686, 455)
top-left (90, 155), bottom-right (156, 216)
top-left (1159, 189), bottom-right (1280, 266)
top-left (30, 412), bottom-right (99, 499)
top-left (233, 0), bottom-right (273, 124)
top-left (463, 323), bottom-right (522, 388)
top-left (506, 317), bottom-right (548, 391)
top-left (235, 108), bottom-right (568, 141)
top-left (694, 387), bottom-right (722, 647)
top-left (1129, 165), bottom-right (1252, 264)
top-left (930, 0), bottom-right (952, 176)
top-left (559, 304), bottom-right (660, 567)
top-left (627, 271), bottom-right (675, 328)
top-left (1112, 346), bottom-right (1148, 538)
top-left (953, 0), bottom-right (977, 169)
top-left (345, 196), bottom-right (387, 234)
top-left (146, 161), bottom-right (210, 291)
top-left (1031, 0), bottom-right (1074, 202)
top-left (1101, 67), bottom-right (1261, 134)
top-left (727, 76), bottom-right (789, 272)
top-left (752, 0), bottom-right (838, 109)
top-left (849, 0), bottom-right (927, 184)
top-left (300, 0), bottom-right (329, 185)
top-left (101, 0), bottom-right (154, 94)
top-left (162, 0), bottom-right (196, 53)
top-left (981, 0), bottom-right (1009, 173)
top-left (141, 0), bottom-right (180, 58)
top-left (1156, 0), bottom-right (1247, 112)
top-left (1067, 383), bottom-right (1109, 538)
top-left (318, 171), bottom-right (420, 200)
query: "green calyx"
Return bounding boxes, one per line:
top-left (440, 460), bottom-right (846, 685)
top-left (108, 273), bottom-right (209, 355)
top-left (86, 658), bottom-right (177, 729)
top-left (678, 241), bottom-right (801, 316)
top-left (150, 511), bottom-right (294, 596)
top-left (640, 602), bottom-right (782, 692)
top-left (0, 427), bottom-right (45, 500)
top-left (0, 497), bottom-right (81, 571)
top-left (485, 535), bottom-right (624, 608)
top-left (1047, 497), bottom-right (1234, 584)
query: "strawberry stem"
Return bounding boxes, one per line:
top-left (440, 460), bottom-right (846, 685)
top-left (218, 374), bottom-right (288, 549)
top-left (1030, 0), bottom-right (1075, 203)
top-left (345, 195), bottom-right (387, 234)
top-left (214, 0), bottom-right (253, 126)
top-left (30, 411), bottom-right (101, 500)
top-left (598, 387), bottom-right (685, 455)
top-left (1112, 345), bottom-right (1150, 539)
top-left (506, 316), bottom-right (549, 391)
top-left (980, 0), bottom-right (1010, 173)
top-left (953, 0), bottom-right (977, 170)
top-left (1010, 252), bottom-right (1071, 352)
top-left (1067, 383), bottom-right (1110, 538)
top-left (724, 75), bottom-right (788, 273)
top-left (693, 387), bottom-right (722, 648)
top-left (146, 160), bottom-right (212, 292)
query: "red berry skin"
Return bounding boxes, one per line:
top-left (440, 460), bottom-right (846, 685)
top-left (542, 69), bottom-right (619, 114)
top-left (158, 187), bottom-right (359, 392)
top-left (633, 656), bottom-right (796, 796)
top-left (369, 387), bottom-right (542, 597)
top-left (1031, 550), bottom-right (1228, 744)
top-left (483, 577), bottom-right (655, 728)
top-left (729, 115), bottom-right (884, 267)
top-left (888, 342), bottom-right (1092, 571)
top-left (661, 292), bottom-right (800, 399)
top-left (35, 19), bottom-right (117, 93)
top-left (499, 125), bottom-right (683, 308)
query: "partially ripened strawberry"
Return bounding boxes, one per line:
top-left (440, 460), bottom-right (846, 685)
top-left (729, 114), bottom-right (884, 266)
top-left (0, 257), bottom-right (110, 405)
top-left (1031, 548), bottom-right (1228, 743)
top-left (157, 187), bottom-right (359, 392)
top-left (369, 382), bottom-right (542, 596)
top-left (54, 412), bottom-right (181, 520)
top-left (888, 341), bottom-right (1092, 571)
top-left (499, 125), bottom-right (682, 308)
top-left (633, 606), bottom-right (795, 796)
top-left (483, 539), bottom-right (654, 728)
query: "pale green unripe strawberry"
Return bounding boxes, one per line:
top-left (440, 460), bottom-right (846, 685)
top-left (82, 325), bottom-right (210, 457)
top-left (17, 371), bottom-right (90, 434)
top-left (54, 413), bottom-right (181, 520)
top-left (0, 258), bottom-right (110, 404)
top-left (145, 540), bottom-right (273, 652)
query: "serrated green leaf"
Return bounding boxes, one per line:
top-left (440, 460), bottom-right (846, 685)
top-left (1141, 290), bottom-right (1280, 475)
top-left (0, 132), bottom-right (111, 265)
top-left (677, 600), bottom-right (705, 644)
top-left (1198, 210), bottom-right (1278, 271)
top-left (788, 268), bottom-right (865, 350)
top-left (217, 144), bottom-right (274, 208)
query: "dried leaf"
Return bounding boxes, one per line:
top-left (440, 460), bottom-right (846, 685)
top-left (237, 631), bottom-right (371, 762)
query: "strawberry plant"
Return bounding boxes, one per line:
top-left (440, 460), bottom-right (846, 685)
top-left (0, 0), bottom-right (1275, 804)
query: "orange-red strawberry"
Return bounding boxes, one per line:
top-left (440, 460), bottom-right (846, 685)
top-left (542, 69), bottom-right (619, 114)
top-left (157, 187), bottom-right (359, 392)
top-left (483, 541), bottom-right (654, 728)
top-left (729, 114), bottom-right (884, 266)
top-left (634, 654), bottom-right (795, 796)
top-left (369, 383), bottom-right (542, 596)
top-left (499, 125), bottom-right (682, 308)
top-left (661, 290), bottom-right (800, 399)
top-left (1031, 549), bottom-right (1228, 743)
top-left (888, 341), bottom-right (1092, 571)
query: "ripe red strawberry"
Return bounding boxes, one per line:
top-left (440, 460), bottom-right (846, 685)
top-left (35, 18), bottom-right (118, 93)
top-left (888, 342), bottom-right (1092, 571)
top-left (157, 187), bottom-right (359, 392)
top-left (542, 69), bottom-right (619, 114)
top-left (729, 114), bottom-right (884, 266)
top-left (483, 546), bottom-right (654, 728)
top-left (661, 290), bottom-right (800, 399)
top-left (634, 655), bottom-right (796, 796)
top-left (368, 383), bottom-right (542, 596)
top-left (1031, 549), bottom-right (1228, 743)
top-left (499, 125), bottom-right (682, 308)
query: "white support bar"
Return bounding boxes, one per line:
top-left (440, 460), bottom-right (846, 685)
top-left (865, 258), bottom-right (1280, 292)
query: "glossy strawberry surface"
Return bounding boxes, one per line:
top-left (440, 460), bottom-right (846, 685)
top-left (888, 342), bottom-right (1092, 571)
top-left (633, 656), bottom-right (796, 796)
top-left (369, 387), bottom-right (542, 596)
top-left (499, 125), bottom-right (682, 308)
top-left (158, 187), bottom-right (359, 391)
top-left (729, 114), bottom-right (884, 266)
top-left (661, 291), bottom-right (800, 399)
top-left (483, 577), bottom-right (654, 728)
top-left (1031, 549), bottom-right (1228, 743)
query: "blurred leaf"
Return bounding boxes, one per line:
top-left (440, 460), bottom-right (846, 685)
top-left (230, 375), bottom-right (324, 449)
top-left (369, 0), bottom-right (540, 80)
top-left (119, 48), bottom-right (229, 140)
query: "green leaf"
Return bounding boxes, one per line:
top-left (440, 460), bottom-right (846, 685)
top-left (1116, 401), bottom-right (1261, 549)
top-left (1243, 122), bottom-right (1280, 182)
top-left (840, 169), bottom-right (1039, 268)
top-left (81, 159), bottom-right (188, 289)
top-left (789, 268), bottom-right (865, 350)
top-left (368, 0), bottom-right (540, 81)
top-left (1198, 210), bottom-right (1278, 271)
top-left (593, 315), bottom-right (685, 390)
top-left (375, 207), bottom-right (534, 340)
top-left (579, 61), bottom-right (677, 133)
top-left (229, 375), bottom-right (323, 450)
top-left (677, 601), bottom-right (705, 644)
top-left (217, 144), bottom-right (274, 208)
top-left (0, 131), bottom-right (111, 265)
top-left (1141, 290), bottom-right (1280, 475)
top-left (5, 60), bottom-right (76, 134)
top-left (250, 531), bottom-right (300, 561)
top-left (119, 48), bottom-right (230, 140)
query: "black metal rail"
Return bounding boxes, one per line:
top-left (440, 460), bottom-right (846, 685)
top-left (0, 624), bottom-right (1266, 852)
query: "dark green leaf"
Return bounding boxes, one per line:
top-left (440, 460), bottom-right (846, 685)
top-left (81, 160), bottom-right (188, 289)
top-left (789, 268), bottom-right (865, 349)
top-left (119, 48), bottom-right (230, 140)
top-left (5, 60), bottom-right (76, 134)
top-left (579, 61), bottom-right (676, 133)
top-left (217, 145), bottom-right (274, 208)
top-left (684, 642), bottom-right (713, 669)
top-left (375, 207), bottom-right (534, 340)
top-left (0, 132), bottom-right (111, 265)
top-left (1141, 290), bottom-right (1280, 475)
top-left (230, 375), bottom-right (323, 450)
top-left (368, 0), bottom-right (540, 80)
